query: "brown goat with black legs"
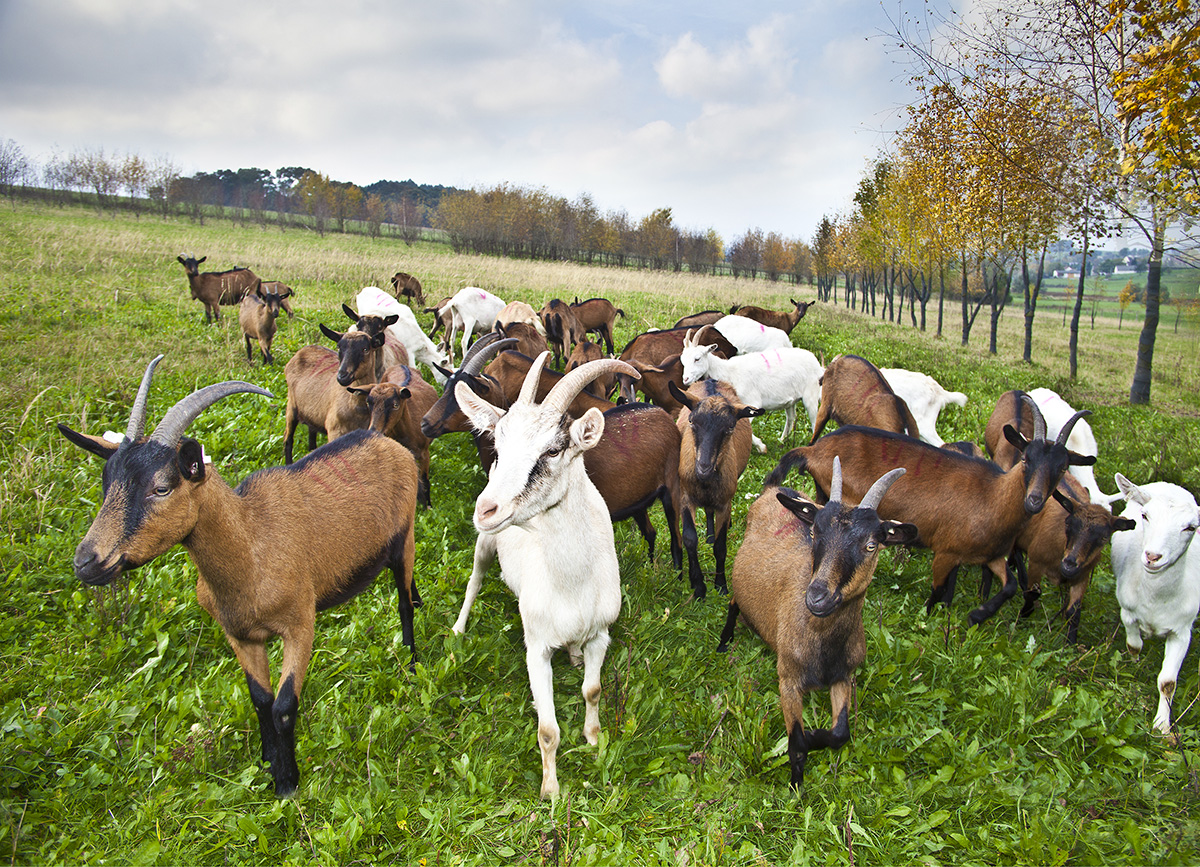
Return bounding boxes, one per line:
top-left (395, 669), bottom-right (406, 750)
top-left (670, 379), bottom-right (763, 599)
top-left (719, 458), bottom-right (916, 788)
top-left (810, 354), bottom-right (921, 442)
top-left (539, 298), bottom-right (586, 368)
top-left (566, 338), bottom-right (615, 399)
top-left (765, 396), bottom-right (1094, 625)
top-left (342, 304), bottom-right (411, 372)
top-left (617, 354), bottom-right (687, 416)
top-left (177, 255), bottom-right (261, 324)
top-left (390, 271), bottom-right (425, 306)
top-left (570, 297), bottom-right (624, 354)
top-left (728, 299), bottom-right (815, 335)
top-left (348, 363), bottom-right (439, 508)
top-left (238, 280), bottom-right (292, 365)
top-left (58, 356), bottom-right (420, 798)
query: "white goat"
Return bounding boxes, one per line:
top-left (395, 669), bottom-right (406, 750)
top-left (879, 368), bottom-right (968, 447)
top-left (1111, 473), bottom-right (1200, 734)
top-left (354, 286), bottom-right (450, 385)
top-left (680, 333), bottom-right (822, 446)
top-left (453, 351), bottom-right (638, 799)
top-left (712, 314), bottom-right (792, 354)
top-left (1028, 388), bottom-right (1117, 508)
top-left (445, 286), bottom-right (507, 364)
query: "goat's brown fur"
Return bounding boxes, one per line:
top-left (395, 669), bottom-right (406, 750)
top-left (496, 321), bottom-right (549, 359)
top-left (570, 297), bottom-right (624, 354)
top-left (672, 310), bottom-right (724, 330)
top-left (728, 299), bottom-right (814, 335)
top-left (349, 364), bottom-right (439, 508)
top-left (239, 280), bottom-right (291, 365)
top-left (810, 354), bottom-right (921, 442)
top-left (177, 255), bottom-right (260, 324)
top-left (539, 299), bottom-right (586, 368)
top-left (390, 271), bottom-right (425, 306)
top-left (566, 338), bottom-right (615, 399)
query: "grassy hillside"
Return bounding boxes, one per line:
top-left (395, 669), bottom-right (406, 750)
top-left (1, 201), bottom-right (1198, 864)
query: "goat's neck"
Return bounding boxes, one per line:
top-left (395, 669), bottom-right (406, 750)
top-left (178, 469), bottom-right (266, 600)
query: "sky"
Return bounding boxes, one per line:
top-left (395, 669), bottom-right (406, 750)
top-left (0, 0), bottom-right (927, 244)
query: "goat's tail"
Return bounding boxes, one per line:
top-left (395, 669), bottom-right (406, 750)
top-left (763, 447), bottom-right (809, 488)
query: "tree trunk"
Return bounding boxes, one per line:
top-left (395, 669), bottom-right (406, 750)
top-left (1069, 234), bottom-right (1088, 380)
top-left (1130, 216), bottom-right (1165, 404)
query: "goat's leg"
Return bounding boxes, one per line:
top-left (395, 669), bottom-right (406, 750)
top-left (781, 403), bottom-right (796, 442)
top-left (1154, 630), bottom-right (1192, 733)
top-left (968, 555), bottom-right (1021, 626)
top-left (283, 402), bottom-right (299, 464)
top-left (779, 679), bottom-right (808, 788)
top-left (453, 533), bottom-right (497, 633)
top-left (716, 601), bottom-right (740, 652)
top-left (926, 553), bottom-right (961, 612)
top-left (525, 641), bottom-right (560, 799)
top-left (268, 624), bottom-right (315, 798)
top-left (244, 335), bottom-right (254, 363)
top-left (810, 399), bottom-right (831, 444)
top-left (231, 640), bottom-right (277, 769)
top-left (1061, 576), bottom-right (1090, 644)
top-left (660, 486), bottom-right (683, 571)
top-left (632, 509), bottom-right (657, 561)
top-left (713, 506), bottom-right (732, 594)
top-left (681, 506), bottom-right (706, 599)
top-left (391, 526), bottom-right (418, 665)
top-left (580, 631), bottom-right (610, 745)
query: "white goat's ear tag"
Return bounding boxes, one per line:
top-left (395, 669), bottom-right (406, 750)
top-left (570, 407), bottom-right (605, 451)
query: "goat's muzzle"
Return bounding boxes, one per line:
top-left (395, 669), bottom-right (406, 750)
top-left (72, 544), bottom-right (128, 586)
top-left (1059, 555), bottom-right (1081, 580)
top-left (805, 580), bottom-right (842, 617)
top-left (1024, 493), bottom-right (1045, 514)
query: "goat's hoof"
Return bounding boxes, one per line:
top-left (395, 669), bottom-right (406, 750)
top-left (966, 608), bottom-right (987, 626)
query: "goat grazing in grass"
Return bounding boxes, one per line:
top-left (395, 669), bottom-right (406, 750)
top-left (570, 297), bottom-right (624, 354)
top-left (719, 458), bottom-right (915, 787)
top-left (1111, 473), bottom-right (1200, 733)
top-left (353, 286), bottom-right (449, 384)
top-left (177, 255), bottom-right (260, 324)
top-left (810, 354), bottom-right (921, 442)
top-left (452, 352), bottom-right (637, 799)
top-left (539, 298), bottom-right (587, 369)
top-left (390, 271), bottom-right (425, 306)
top-left (445, 286), bottom-right (506, 365)
top-left (58, 356), bottom-right (420, 797)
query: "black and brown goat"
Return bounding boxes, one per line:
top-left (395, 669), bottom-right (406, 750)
top-left (617, 354), bottom-right (687, 416)
top-left (177, 255), bottom-right (260, 324)
top-left (390, 271), bottom-right (425, 306)
top-left (570, 296), bottom-right (624, 354)
top-left (809, 354), bottom-right (921, 443)
top-left (539, 299), bottom-right (586, 368)
top-left (670, 379), bottom-right (764, 599)
top-left (342, 304), bottom-right (411, 371)
top-left (238, 280), bottom-right (292, 365)
top-left (719, 458), bottom-right (916, 788)
top-left (281, 325), bottom-right (388, 463)
top-left (348, 364), bottom-right (439, 508)
top-left (58, 356), bottom-right (420, 797)
top-left (765, 399), bottom-right (1094, 625)
top-left (728, 299), bottom-right (815, 335)
top-left (566, 338), bottom-right (616, 399)
top-left (618, 325), bottom-right (737, 372)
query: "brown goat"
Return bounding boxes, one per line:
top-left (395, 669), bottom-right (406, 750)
top-left (765, 401), bottom-right (1095, 625)
top-left (670, 379), bottom-right (764, 599)
top-left (617, 354), bottom-right (687, 416)
top-left (390, 271), bottom-right (425, 306)
top-left (570, 297), bottom-right (624, 354)
top-left (729, 299), bottom-right (815, 335)
top-left (424, 295), bottom-right (454, 346)
top-left (495, 320), bottom-right (549, 359)
top-left (618, 325), bottom-right (737, 372)
top-left (342, 304), bottom-right (411, 371)
top-left (566, 338), bottom-right (616, 399)
top-left (719, 459), bottom-right (916, 787)
top-left (496, 301), bottom-right (543, 333)
top-left (238, 280), bottom-right (292, 365)
top-left (810, 354), bottom-right (921, 442)
top-left (672, 310), bottom-right (724, 330)
top-left (484, 349), bottom-right (614, 418)
top-left (539, 299), bottom-right (586, 368)
top-left (177, 255), bottom-right (260, 324)
top-left (259, 281), bottom-right (296, 318)
top-left (348, 364), bottom-right (439, 508)
top-left (58, 357), bottom-right (420, 797)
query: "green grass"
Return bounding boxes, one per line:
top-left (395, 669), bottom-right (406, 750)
top-left (1, 201), bottom-right (1199, 864)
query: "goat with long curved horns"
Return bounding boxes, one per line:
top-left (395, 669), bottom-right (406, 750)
top-left (58, 356), bottom-right (421, 797)
top-left (453, 351), bottom-right (639, 799)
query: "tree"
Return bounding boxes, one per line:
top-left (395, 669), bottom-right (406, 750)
top-left (1118, 279), bottom-right (1137, 328)
top-left (0, 139), bottom-right (30, 205)
top-left (637, 208), bottom-right (677, 270)
top-left (68, 147), bottom-right (121, 216)
top-left (120, 153), bottom-right (149, 218)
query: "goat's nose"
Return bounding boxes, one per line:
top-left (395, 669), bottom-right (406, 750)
top-left (1146, 551), bottom-right (1162, 566)
top-left (73, 543), bottom-right (98, 575)
top-left (477, 500), bottom-right (499, 521)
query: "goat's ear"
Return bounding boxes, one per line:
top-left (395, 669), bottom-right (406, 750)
top-left (57, 423), bottom-right (119, 460)
top-left (178, 438), bottom-right (206, 482)
top-left (397, 387), bottom-right (411, 401)
top-left (1002, 423), bottom-right (1029, 451)
top-left (196, 256), bottom-right (206, 265)
top-left (343, 303), bottom-right (358, 322)
top-left (1114, 516), bottom-right (1137, 532)
top-left (454, 380), bottom-right (504, 434)
top-left (668, 380), bottom-right (697, 409)
top-left (570, 407), bottom-right (605, 452)
top-left (777, 490), bottom-right (818, 526)
top-left (370, 331), bottom-right (387, 349)
top-left (878, 520), bottom-right (919, 547)
top-left (737, 405), bottom-right (765, 419)
top-left (176, 255), bottom-right (186, 265)
top-left (1068, 451), bottom-right (1097, 467)
top-left (384, 314), bottom-right (399, 327)
top-left (1051, 488), bottom-right (1076, 513)
top-left (346, 386), bottom-right (371, 396)
top-left (319, 323), bottom-right (343, 343)
top-left (1114, 473), bottom-right (1148, 506)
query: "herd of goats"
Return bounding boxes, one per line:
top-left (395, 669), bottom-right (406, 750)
top-left (53, 255), bottom-right (1200, 799)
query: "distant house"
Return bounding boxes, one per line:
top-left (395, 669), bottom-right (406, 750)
top-left (1053, 266), bottom-right (1080, 279)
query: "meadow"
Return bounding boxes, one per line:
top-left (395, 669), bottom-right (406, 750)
top-left (1, 201), bottom-right (1198, 865)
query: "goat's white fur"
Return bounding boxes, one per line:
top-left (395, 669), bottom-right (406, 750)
top-left (1028, 388), bottom-right (1116, 508)
top-left (445, 286), bottom-right (507, 364)
top-left (452, 352), bottom-right (636, 799)
top-left (354, 287), bottom-right (449, 385)
top-left (680, 336), bottom-right (821, 445)
top-left (712, 314), bottom-right (792, 354)
top-left (1111, 473), bottom-right (1200, 734)
top-left (878, 368), bottom-right (967, 447)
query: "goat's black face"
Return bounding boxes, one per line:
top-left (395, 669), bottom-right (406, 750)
top-left (689, 403), bottom-right (738, 480)
top-left (1017, 438), bottom-right (1073, 515)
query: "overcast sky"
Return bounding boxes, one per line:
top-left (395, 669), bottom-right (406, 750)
top-left (0, 0), bottom-right (927, 243)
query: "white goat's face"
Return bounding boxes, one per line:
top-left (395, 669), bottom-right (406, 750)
top-left (680, 344), bottom-right (714, 386)
top-left (454, 382), bottom-right (605, 534)
top-left (1116, 475), bottom-right (1200, 574)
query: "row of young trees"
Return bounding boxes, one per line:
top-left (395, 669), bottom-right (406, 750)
top-left (812, 0), bottom-right (1197, 404)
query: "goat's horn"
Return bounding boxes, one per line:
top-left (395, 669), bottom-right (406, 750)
top-left (150, 381), bottom-right (275, 449)
top-left (859, 467), bottom-right (906, 511)
top-left (1020, 393), bottom-right (1047, 440)
top-left (462, 334), bottom-right (516, 376)
top-left (828, 456), bottom-right (844, 504)
top-left (517, 351), bottom-right (551, 406)
top-left (1056, 409), bottom-right (1091, 446)
top-left (124, 355), bottom-right (165, 445)
top-left (542, 358), bottom-right (639, 415)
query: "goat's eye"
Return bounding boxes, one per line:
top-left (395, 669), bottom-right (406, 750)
top-left (150, 483), bottom-right (171, 498)
top-left (546, 447), bottom-right (563, 458)
top-left (865, 541), bottom-right (877, 553)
